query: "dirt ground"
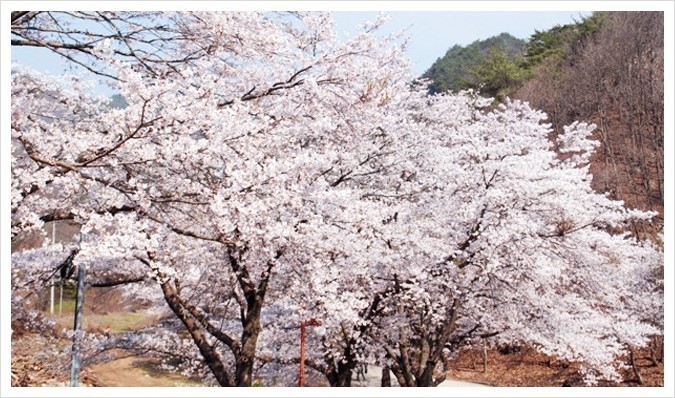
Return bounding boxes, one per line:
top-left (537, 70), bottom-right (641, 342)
top-left (89, 355), bottom-right (203, 387)
top-left (446, 343), bottom-right (664, 387)
top-left (11, 329), bottom-right (203, 387)
top-left (11, 289), bottom-right (199, 388)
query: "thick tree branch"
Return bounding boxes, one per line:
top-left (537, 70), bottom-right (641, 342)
top-left (159, 277), bottom-right (235, 386)
top-left (89, 276), bottom-right (146, 288)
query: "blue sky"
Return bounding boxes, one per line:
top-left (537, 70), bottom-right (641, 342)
top-left (11, 11), bottom-right (588, 91)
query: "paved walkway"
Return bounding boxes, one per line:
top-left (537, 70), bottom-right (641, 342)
top-left (352, 366), bottom-right (490, 387)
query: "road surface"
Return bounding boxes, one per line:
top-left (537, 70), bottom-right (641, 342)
top-left (352, 366), bottom-right (491, 387)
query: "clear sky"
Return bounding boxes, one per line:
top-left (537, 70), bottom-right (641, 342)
top-left (11, 11), bottom-right (589, 90)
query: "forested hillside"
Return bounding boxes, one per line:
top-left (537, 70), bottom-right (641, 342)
top-left (423, 33), bottom-right (527, 98)
top-left (425, 12), bottom-right (664, 232)
top-left (518, 12), bottom-right (664, 228)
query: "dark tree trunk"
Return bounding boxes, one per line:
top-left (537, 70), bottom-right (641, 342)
top-left (629, 347), bottom-right (644, 385)
top-left (389, 363), bottom-right (411, 387)
top-left (235, 294), bottom-right (264, 386)
top-left (325, 355), bottom-right (354, 386)
top-left (381, 365), bottom-right (391, 386)
top-left (160, 280), bottom-right (235, 387)
top-left (387, 299), bottom-right (461, 387)
top-left (417, 363), bottom-right (435, 387)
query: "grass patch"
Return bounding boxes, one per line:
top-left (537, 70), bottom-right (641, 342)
top-left (48, 285), bottom-right (154, 333)
top-left (54, 310), bottom-right (153, 334)
top-left (85, 312), bottom-right (149, 333)
top-left (43, 284), bottom-right (76, 313)
top-left (57, 298), bottom-right (77, 313)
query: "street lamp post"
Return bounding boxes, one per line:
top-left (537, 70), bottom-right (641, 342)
top-left (298, 315), bottom-right (324, 387)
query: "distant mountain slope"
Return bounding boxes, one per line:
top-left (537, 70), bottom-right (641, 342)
top-left (422, 33), bottom-right (527, 96)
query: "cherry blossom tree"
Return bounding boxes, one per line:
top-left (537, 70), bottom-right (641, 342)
top-left (10, 11), bottom-right (662, 387)
top-left (360, 98), bottom-right (662, 386)
top-left (12, 11), bottom-right (423, 386)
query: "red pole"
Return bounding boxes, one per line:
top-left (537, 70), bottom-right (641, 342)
top-left (299, 319), bottom-right (306, 387)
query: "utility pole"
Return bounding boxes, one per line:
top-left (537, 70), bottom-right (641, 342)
top-left (49, 283), bottom-right (54, 314)
top-left (59, 279), bottom-right (64, 315)
top-left (49, 222), bottom-right (55, 314)
top-left (70, 263), bottom-right (85, 387)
